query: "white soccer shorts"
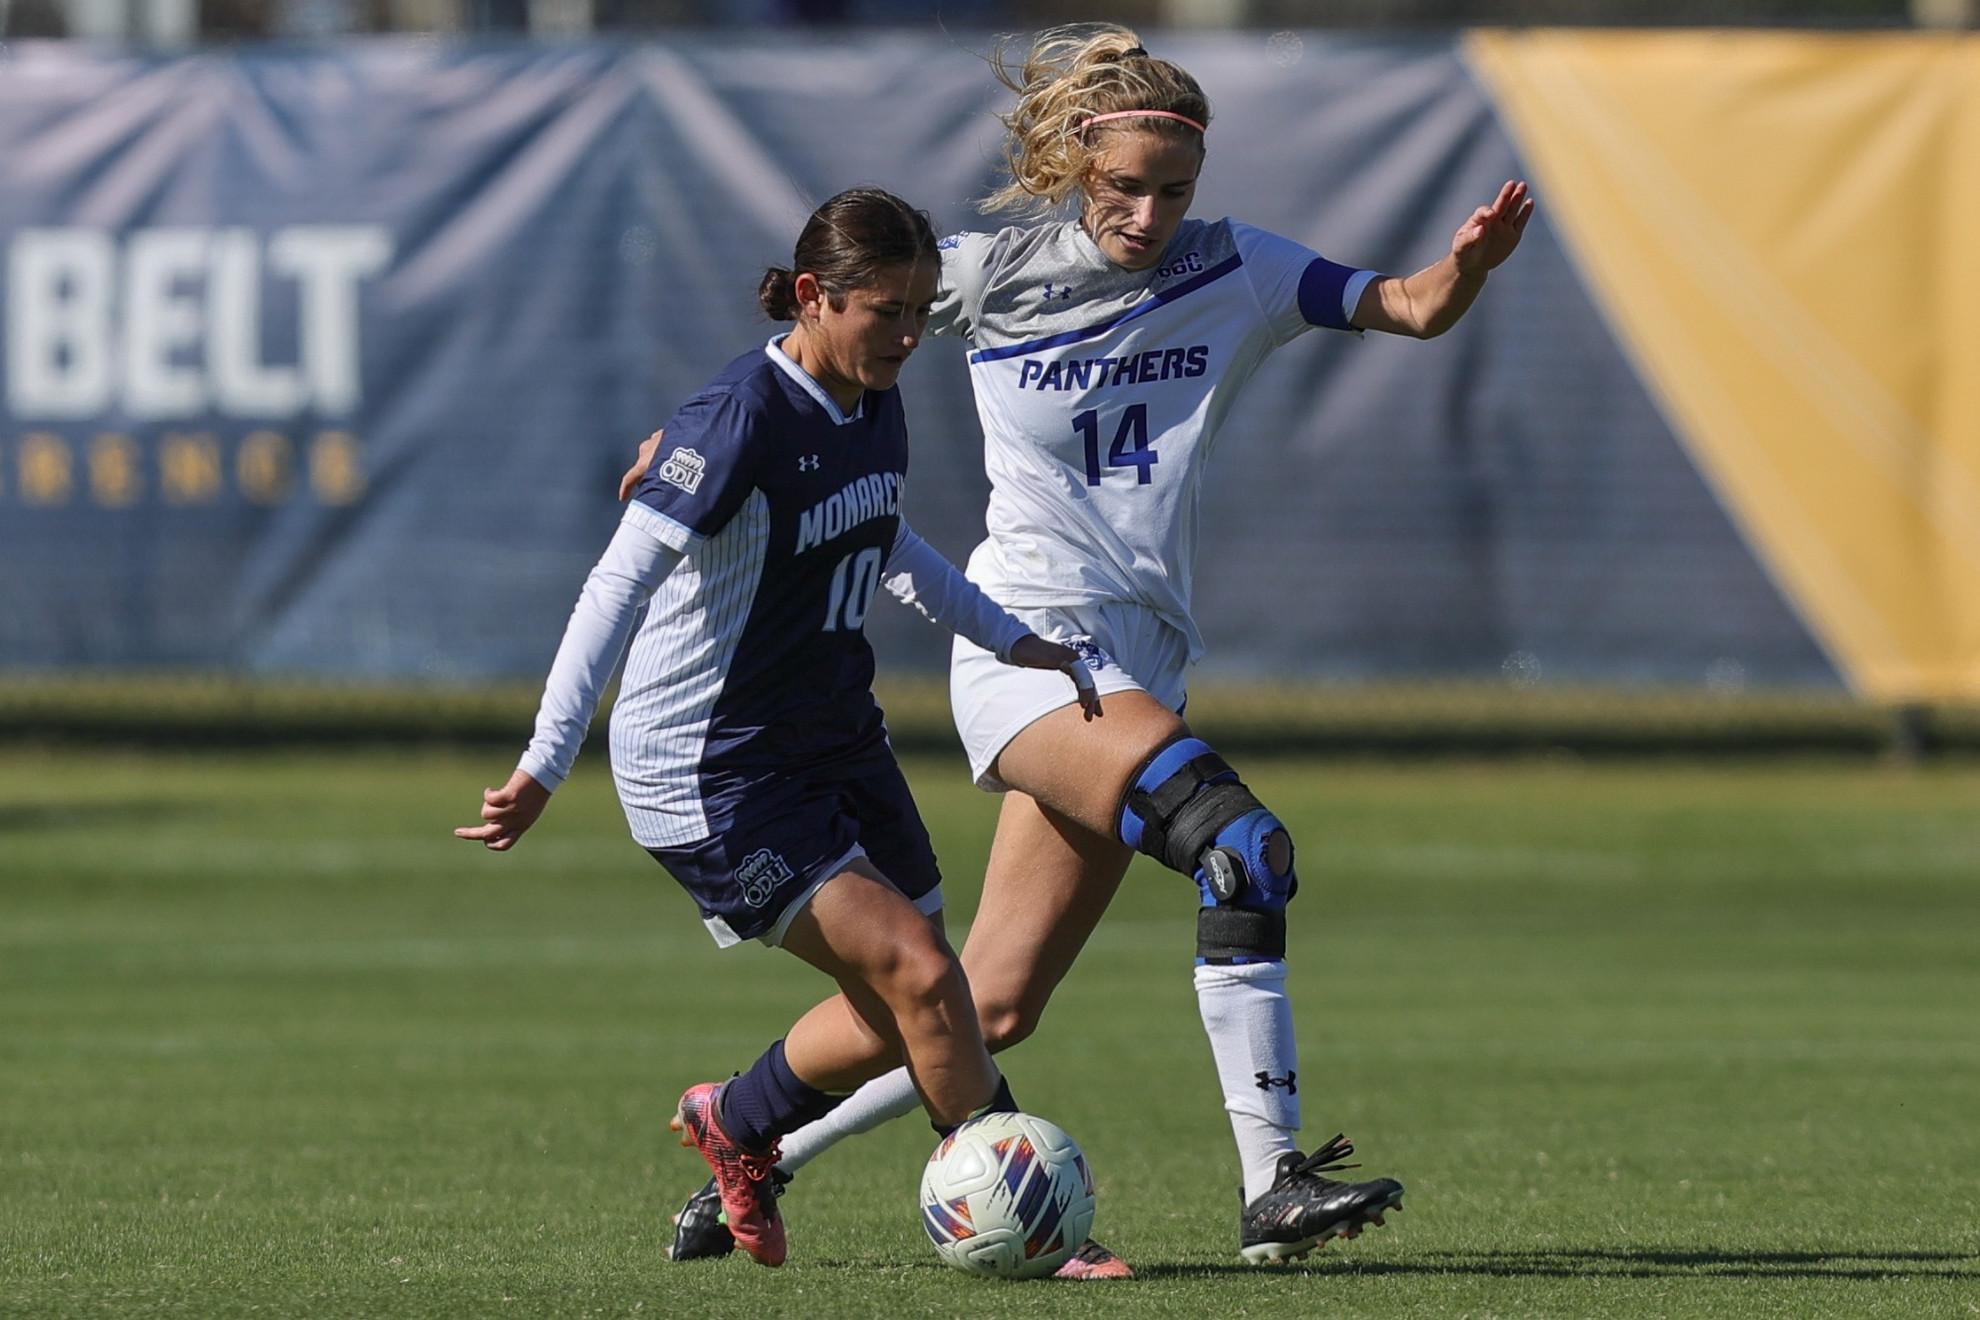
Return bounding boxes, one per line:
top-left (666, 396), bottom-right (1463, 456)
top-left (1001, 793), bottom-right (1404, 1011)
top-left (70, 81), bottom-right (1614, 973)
top-left (949, 597), bottom-right (1190, 791)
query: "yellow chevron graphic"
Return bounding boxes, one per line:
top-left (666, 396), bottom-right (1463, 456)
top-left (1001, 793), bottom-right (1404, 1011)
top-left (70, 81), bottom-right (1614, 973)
top-left (1467, 30), bottom-right (1980, 700)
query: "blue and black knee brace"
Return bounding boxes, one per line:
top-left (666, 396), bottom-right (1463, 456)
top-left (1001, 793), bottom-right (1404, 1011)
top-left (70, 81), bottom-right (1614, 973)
top-left (1116, 734), bottom-right (1297, 965)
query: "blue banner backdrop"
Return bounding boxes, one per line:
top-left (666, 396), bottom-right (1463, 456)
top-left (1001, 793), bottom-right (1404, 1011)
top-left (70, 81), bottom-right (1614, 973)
top-left (0, 35), bottom-right (1836, 688)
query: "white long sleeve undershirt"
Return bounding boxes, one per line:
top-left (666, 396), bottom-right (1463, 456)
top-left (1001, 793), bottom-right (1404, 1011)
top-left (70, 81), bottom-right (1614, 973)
top-left (882, 522), bottom-right (1031, 665)
top-left (515, 511), bottom-right (1031, 795)
top-left (517, 514), bottom-right (681, 794)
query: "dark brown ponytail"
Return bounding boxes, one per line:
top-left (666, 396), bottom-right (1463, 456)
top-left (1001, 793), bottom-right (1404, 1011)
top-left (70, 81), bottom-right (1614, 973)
top-left (758, 188), bottom-right (940, 321)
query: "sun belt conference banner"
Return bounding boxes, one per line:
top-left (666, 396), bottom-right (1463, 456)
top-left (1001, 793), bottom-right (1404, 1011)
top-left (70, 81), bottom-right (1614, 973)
top-left (7, 33), bottom-right (1926, 693)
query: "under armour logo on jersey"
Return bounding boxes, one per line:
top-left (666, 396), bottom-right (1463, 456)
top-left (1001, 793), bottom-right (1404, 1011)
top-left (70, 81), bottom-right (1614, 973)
top-left (798, 454), bottom-right (821, 472)
top-left (1255, 1070), bottom-right (1298, 1094)
top-left (657, 447), bottom-right (707, 495)
top-left (1041, 283), bottom-right (1074, 301)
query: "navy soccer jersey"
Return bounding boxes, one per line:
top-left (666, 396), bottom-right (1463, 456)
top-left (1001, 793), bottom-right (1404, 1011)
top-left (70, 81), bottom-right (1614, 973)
top-left (612, 342), bottom-right (911, 846)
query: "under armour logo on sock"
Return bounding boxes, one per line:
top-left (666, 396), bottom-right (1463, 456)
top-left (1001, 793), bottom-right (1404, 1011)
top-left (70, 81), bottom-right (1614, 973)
top-left (1254, 1070), bottom-right (1297, 1094)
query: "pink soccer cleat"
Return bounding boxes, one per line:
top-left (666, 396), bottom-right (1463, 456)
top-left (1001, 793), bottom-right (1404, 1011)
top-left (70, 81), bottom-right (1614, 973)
top-left (670, 1082), bottom-right (787, 1267)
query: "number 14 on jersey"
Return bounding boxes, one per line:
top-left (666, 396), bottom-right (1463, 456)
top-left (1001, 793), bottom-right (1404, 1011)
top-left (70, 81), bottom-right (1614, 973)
top-left (1074, 405), bottom-right (1158, 487)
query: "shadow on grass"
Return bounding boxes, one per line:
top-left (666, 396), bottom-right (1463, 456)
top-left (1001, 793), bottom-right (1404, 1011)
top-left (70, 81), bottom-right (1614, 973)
top-left (0, 801), bottom-right (201, 833)
top-left (1140, 1248), bottom-right (1980, 1282)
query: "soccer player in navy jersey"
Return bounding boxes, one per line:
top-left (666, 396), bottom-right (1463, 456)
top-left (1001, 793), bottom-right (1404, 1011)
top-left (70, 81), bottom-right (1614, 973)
top-left (458, 188), bottom-right (1096, 1268)
top-left (641, 28), bottom-right (1534, 1274)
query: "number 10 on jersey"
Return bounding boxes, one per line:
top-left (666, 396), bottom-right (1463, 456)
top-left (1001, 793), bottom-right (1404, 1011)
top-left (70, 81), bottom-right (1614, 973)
top-left (1074, 404), bottom-right (1158, 486)
top-left (823, 546), bottom-right (883, 633)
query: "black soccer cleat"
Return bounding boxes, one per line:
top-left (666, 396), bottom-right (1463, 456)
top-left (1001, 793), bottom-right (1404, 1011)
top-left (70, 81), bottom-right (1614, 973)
top-left (1238, 1133), bottom-right (1404, 1265)
top-left (666, 1168), bottom-right (792, 1262)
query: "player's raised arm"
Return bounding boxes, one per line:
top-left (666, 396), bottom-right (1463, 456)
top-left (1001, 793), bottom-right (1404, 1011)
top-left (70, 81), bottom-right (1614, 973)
top-left (1352, 180), bottom-right (1534, 339)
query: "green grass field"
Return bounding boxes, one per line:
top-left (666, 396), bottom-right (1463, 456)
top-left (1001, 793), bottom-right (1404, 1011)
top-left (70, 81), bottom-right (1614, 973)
top-left (3, 746), bottom-right (1977, 1317)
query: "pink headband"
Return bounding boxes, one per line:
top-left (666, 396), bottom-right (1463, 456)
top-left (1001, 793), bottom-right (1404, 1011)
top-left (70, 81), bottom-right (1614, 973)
top-left (1080, 109), bottom-right (1206, 134)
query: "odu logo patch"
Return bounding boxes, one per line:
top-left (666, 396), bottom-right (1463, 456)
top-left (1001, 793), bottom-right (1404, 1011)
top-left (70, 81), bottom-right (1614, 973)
top-left (736, 848), bottom-right (794, 909)
top-left (657, 447), bottom-right (707, 494)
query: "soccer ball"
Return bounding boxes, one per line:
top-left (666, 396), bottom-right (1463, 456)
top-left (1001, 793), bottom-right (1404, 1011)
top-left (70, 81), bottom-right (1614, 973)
top-left (918, 1110), bottom-right (1097, 1279)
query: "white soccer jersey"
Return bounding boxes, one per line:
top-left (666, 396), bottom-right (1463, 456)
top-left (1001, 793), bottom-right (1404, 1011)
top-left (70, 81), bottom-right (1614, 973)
top-left (933, 218), bottom-right (1374, 660)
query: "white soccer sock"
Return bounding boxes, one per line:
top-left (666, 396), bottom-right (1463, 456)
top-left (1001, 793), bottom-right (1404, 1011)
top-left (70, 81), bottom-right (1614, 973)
top-left (1194, 958), bottom-right (1301, 1205)
top-left (775, 1064), bottom-right (922, 1174)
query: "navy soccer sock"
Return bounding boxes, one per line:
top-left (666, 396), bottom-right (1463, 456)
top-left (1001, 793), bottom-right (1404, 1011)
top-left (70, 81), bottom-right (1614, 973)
top-left (716, 1039), bottom-right (842, 1152)
top-left (932, 1074), bottom-right (1017, 1138)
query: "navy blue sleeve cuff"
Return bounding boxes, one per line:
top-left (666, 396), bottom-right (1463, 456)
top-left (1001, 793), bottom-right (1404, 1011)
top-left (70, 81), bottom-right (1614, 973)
top-left (1296, 255), bottom-right (1361, 331)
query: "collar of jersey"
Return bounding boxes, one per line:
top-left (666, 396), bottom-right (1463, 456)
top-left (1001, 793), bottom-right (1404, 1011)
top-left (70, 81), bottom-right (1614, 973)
top-left (765, 334), bottom-right (864, 426)
top-left (967, 221), bottom-right (1242, 365)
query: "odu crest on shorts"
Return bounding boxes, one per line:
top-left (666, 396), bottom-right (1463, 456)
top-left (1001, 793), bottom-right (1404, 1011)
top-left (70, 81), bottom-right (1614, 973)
top-left (647, 751), bottom-right (943, 948)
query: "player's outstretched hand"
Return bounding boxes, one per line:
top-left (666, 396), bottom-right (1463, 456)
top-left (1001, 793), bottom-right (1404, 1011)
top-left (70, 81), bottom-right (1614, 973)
top-left (1008, 634), bottom-right (1102, 721)
top-left (1451, 179), bottom-right (1534, 276)
top-left (455, 768), bottom-right (552, 851)
top-left (618, 430), bottom-right (664, 500)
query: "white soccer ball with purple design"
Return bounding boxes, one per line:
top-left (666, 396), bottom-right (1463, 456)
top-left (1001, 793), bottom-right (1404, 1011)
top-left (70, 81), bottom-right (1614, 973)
top-left (918, 1110), bottom-right (1097, 1279)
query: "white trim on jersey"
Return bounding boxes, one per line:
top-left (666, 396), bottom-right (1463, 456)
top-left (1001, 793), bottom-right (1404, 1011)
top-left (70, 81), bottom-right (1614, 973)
top-left (517, 344), bottom-right (1031, 842)
top-left (764, 333), bottom-right (1034, 665)
top-left (624, 498), bottom-right (699, 554)
top-left (1342, 268), bottom-right (1380, 327)
top-left (765, 334), bottom-right (864, 424)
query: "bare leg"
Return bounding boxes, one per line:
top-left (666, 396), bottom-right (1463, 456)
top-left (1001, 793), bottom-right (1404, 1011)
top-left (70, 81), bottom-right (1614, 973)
top-left (779, 908), bottom-right (947, 1086)
top-left (778, 859), bottom-right (997, 1126)
top-left (995, 692), bottom-right (1305, 1204)
top-left (959, 791), bottom-right (1132, 1049)
top-left (777, 691), bottom-right (1303, 1199)
top-left (777, 694), bottom-right (1182, 1120)
top-left (990, 692), bottom-right (1186, 835)
top-left (953, 691), bottom-right (1186, 1035)
top-left (669, 867), bottom-right (989, 1270)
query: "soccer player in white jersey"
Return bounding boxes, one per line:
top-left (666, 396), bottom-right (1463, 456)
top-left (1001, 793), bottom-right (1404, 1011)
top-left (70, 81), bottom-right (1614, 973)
top-left (654, 28), bottom-right (1534, 1273)
top-left (458, 189), bottom-right (1096, 1269)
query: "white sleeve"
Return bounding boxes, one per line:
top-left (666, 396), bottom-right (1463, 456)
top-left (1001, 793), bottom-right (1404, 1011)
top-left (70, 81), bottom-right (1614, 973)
top-left (1231, 222), bottom-right (1376, 344)
top-left (883, 520), bottom-right (1031, 661)
top-left (517, 512), bottom-right (684, 792)
top-left (929, 232), bottom-right (998, 342)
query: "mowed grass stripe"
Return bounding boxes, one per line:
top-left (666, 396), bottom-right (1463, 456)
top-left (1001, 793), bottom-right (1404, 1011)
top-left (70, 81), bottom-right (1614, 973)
top-left (2, 747), bottom-right (1976, 1318)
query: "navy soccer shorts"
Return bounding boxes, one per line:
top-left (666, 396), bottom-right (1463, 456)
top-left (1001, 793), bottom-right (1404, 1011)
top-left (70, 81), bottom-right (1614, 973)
top-left (647, 752), bottom-right (943, 948)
